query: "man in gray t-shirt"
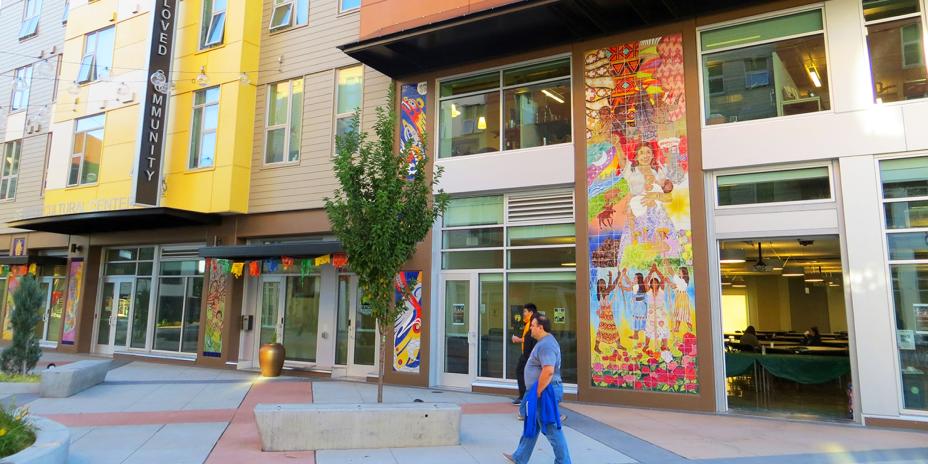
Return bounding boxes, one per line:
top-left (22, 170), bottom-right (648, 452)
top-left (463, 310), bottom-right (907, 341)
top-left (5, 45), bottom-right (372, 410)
top-left (524, 320), bottom-right (562, 389)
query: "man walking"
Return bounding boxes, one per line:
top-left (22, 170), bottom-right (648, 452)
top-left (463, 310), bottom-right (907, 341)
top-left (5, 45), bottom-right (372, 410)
top-left (510, 303), bottom-right (538, 407)
top-left (505, 314), bottom-right (571, 464)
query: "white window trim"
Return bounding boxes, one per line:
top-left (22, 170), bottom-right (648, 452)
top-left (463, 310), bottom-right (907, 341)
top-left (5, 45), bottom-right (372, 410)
top-left (696, 4), bottom-right (832, 128)
top-left (712, 162), bottom-right (836, 210)
top-left (874, 151), bottom-right (928, 417)
top-left (263, 78), bottom-right (303, 165)
top-left (68, 113), bottom-right (105, 187)
top-left (76, 27), bottom-right (114, 84)
top-left (0, 140), bottom-right (22, 201)
top-left (269, 0), bottom-right (308, 32)
top-left (19, 0), bottom-right (41, 39)
top-left (338, 0), bottom-right (360, 14)
top-left (189, 86), bottom-right (220, 169)
top-left (201, 0), bottom-right (226, 49)
top-left (334, 65), bottom-right (363, 155)
top-left (10, 65), bottom-right (33, 113)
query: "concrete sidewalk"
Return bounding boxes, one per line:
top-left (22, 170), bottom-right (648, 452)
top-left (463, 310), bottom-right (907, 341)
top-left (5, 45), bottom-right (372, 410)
top-left (1, 356), bottom-right (925, 464)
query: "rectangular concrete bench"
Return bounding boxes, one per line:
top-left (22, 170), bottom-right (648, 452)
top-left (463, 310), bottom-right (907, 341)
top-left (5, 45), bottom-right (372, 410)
top-left (254, 402), bottom-right (461, 451)
top-left (39, 360), bottom-right (111, 398)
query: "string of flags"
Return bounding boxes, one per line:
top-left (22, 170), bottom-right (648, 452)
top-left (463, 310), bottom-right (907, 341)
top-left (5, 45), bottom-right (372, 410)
top-left (207, 253), bottom-right (348, 279)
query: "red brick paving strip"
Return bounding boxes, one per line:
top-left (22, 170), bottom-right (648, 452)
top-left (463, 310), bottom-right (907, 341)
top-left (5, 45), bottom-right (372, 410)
top-left (205, 380), bottom-right (316, 463)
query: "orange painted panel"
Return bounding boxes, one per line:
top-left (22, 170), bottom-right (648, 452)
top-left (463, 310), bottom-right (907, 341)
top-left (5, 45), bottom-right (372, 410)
top-left (359, 0), bottom-right (520, 40)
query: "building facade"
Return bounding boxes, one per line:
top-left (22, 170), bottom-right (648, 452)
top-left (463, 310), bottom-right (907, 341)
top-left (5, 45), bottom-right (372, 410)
top-left (0, 0), bottom-right (926, 431)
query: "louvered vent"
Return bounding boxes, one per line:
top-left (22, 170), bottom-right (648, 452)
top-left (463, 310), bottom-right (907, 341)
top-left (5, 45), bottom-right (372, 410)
top-left (507, 190), bottom-right (574, 223)
top-left (160, 246), bottom-right (201, 259)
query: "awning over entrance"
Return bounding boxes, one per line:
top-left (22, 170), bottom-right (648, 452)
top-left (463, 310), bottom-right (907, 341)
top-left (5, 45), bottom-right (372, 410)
top-left (6, 208), bottom-right (221, 235)
top-left (198, 241), bottom-right (342, 260)
top-left (0, 255), bottom-right (68, 266)
top-left (339, 0), bottom-right (773, 76)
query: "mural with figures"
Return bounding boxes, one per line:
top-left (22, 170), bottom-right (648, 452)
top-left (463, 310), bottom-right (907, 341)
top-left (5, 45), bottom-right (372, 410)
top-left (60, 259), bottom-right (84, 345)
top-left (393, 271), bottom-right (422, 372)
top-left (203, 259), bottom-right (227, 358)
top-left (586, 35), bottom-right (698, 393)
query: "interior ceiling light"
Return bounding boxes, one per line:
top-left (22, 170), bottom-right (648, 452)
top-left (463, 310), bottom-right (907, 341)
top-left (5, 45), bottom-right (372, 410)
top-left (731, 276), bottom-right (747, 288)
top-left (541, 88), bottom-right (565, 103)
top-left (807, 64), bottom-right (822, 88)
top-left (450, 103), bottom-right (461, 118)
top-left (719, 247), bottom-right (746, 264)
top-left (804, 266), bottom-right (825, 283)
top-left (781, 265), bottom-right (804, 277)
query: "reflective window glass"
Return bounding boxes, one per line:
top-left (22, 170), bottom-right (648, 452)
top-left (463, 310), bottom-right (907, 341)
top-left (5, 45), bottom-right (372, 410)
top-left (717, 167), bottom-right (831, 206)
top-left (443, 196), bottom-right (504, 227)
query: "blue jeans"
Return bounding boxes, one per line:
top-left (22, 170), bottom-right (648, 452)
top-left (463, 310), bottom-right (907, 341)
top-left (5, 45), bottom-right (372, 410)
top-left (512, 383), bottom-right (571, 464)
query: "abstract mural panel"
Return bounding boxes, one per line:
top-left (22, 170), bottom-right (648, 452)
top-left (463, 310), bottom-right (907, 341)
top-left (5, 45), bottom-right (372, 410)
top-left (60, 259), bottom-right (84, 345)
top-left (393, 271), bottom-right (422, 372)
top-left (586, 35), bottom-right (698, 393)
top-left (400, 82), bottom-right (427, 178)
top-left (203, 259), bottom-right (227, 357)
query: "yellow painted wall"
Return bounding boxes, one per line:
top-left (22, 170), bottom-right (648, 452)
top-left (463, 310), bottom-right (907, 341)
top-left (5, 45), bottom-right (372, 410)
top-left (45, 0), bottom-right (260, 215)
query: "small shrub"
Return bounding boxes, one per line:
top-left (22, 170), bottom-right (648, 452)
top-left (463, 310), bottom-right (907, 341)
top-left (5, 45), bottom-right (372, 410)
top-left (0, 402), bottom-right (35, 458)
top-left (0, 276), bottom-right (44, 375)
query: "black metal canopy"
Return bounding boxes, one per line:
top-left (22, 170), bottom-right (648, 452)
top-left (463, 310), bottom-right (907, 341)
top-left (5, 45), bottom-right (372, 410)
top-left (6, 208), bottom-right (220, 235)
top-left (198, 241), bottom-right (342, 260)
top-left (0, 255), bottom-right (67, 266)
top-left (340, 0), bottom-right (773, 77)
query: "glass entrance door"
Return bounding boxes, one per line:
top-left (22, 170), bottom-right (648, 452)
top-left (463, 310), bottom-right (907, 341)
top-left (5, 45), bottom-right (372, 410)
top-left (95, 279), bottom-right (134, 355)
top-left (37, 277), bottom-right (66, 346)
top-left (335, 275), bottom-right (377, 377)
top-left (258, 275), bottom-right (323, 364)
top-left (439, 274), bottom-right (477, 388)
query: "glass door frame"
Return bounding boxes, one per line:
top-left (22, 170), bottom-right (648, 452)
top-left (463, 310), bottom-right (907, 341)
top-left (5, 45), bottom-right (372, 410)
top-left (93, 277), bottom-right (135, 355)
top-left (256, 274), bottom-right (285, 357)
top-left (338, 274), bottom-right (379, 378)
top-left (36, 277), bottom-right (54, 347)
top-left (438, 272), bottom-right (479, 389)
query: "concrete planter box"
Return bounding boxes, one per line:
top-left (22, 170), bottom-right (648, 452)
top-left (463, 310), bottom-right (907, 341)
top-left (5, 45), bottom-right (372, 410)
top-left (0, 416), bottom-right (70, 464)
top-left (254, 403), bottom-right (461, 451)
top-left (39, 360), bottom-right (110, 398)
top-left (0, 382), bottom-right (40, 396)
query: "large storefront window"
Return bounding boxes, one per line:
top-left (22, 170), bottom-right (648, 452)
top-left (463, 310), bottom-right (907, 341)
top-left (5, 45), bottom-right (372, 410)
top-left (862, 0), bottom-right (928, 103)
top-left (880, 156), bottom-right (928, 411)
top-left (438, 58), bottom-right (571, 158)
top-left (701, 9), bottom-right (830, 124)
top-left (154, 259), bottom-right (204, 353)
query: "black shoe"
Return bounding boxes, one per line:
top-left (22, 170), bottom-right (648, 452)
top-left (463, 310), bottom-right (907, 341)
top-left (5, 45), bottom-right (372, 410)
top-left (511, 397), bottom-right (522, 405)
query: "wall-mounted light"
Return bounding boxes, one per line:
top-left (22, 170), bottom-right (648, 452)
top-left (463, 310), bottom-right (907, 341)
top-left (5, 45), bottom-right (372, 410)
top-left (477, 116), bottom-right (487, 130)
top-left (195, 66), bottom-right (209, 87)
top-left (807, 64), bottom-right (822, 88)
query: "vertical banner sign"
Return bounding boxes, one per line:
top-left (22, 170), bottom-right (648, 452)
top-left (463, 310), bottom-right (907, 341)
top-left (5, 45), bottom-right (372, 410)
top-left (60, 259), bottom-right (85, 345)
top-left (132, 0), bottom-right (177, 206)
top-left (203, 259), bottom-right (227, 357)
top-left (399, 83), bottom-right (427, 179)
top-left (586, 36), bottom-right (698, 393)
top-left (393, 271), bottom-right (423, 372)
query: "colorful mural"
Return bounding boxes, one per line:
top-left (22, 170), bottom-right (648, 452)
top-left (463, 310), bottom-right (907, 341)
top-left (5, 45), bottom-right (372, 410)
top-left (586, 35), bottom-right (698, 393)
top-left (60, 259), bottom-right (84, 345)
top-left (2, 266), bottom-right (27, 340)
top-left (203, 259), bottom-right (227, 357)
top-left (393, 271), bottom-right (422, 372)
top-left (400, 82), bottom-right (427, 178)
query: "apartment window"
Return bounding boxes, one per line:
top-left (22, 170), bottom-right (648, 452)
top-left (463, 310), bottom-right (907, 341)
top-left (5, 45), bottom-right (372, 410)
top-left (189, 87), bottom-right (219, 169)
top-left (265, 78), bottom-right (303, 164)
top-left (334, 66), bottom-right (363, 142)
top-left (0, 141), bottom-right (22, 201)
top-left (716, 166), bottom-right (832, 207)
top-left (863, 0), bottom-right (928, 102)
top-left (69, 114), bottom-right (105, 186)
top-left (19, 0), bottom-right (41, 39)
top-left (201, 0), bottom-right (226, 49)
top-left (339, 0), bottom-right (360, 13)
top-left (11, 65), bottom-right (33, 112)
top-left (62, 0), bottom-right (68, 23)
top-left (438, 58), bottom-right (571, 158)
top-left (701, 9), bottom-right (830, 125)
top-left (880, 156), bottom-right (928, 411)
top-left (77, 27), bottom-right (116, 83)
top-left (269, 0), bottom-right (309, 31)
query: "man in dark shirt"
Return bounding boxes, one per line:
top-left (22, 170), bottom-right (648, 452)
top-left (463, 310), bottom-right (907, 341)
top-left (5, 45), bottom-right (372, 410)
top-left (511, 303), bottom-right (538, 406)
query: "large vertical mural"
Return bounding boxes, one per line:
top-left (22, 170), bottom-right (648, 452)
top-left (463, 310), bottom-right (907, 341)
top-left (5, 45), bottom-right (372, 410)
top-left (393, 271), bottom-right (422, 372)
top-left (203, 259), bottom-right (227, 357)
top-left (586, 35), bottom-right (698, 393)
top-left (400, 82), bottom-right (427, 178)
top-left (60, 259), bottom-right (84, 345)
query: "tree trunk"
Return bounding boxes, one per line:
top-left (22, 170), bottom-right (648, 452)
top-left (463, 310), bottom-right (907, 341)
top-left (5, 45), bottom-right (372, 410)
top-left (377, 324), bottom-right (387, 403)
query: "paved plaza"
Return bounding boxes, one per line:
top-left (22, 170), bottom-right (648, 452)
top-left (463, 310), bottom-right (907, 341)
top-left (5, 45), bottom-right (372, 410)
top-left (0, 352), bottom-right (926, 464)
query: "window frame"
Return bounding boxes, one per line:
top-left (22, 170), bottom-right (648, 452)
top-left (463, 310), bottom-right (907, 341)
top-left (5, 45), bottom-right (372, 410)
top-left (860, 1), bottom-right (928, 103)
top-left (334, 65), bottom-right (364, 155)
top-left (68, 113), bottom-right (105, 187)
top-left (62, 0), bottom-right (69, 24)
top-left (0, 140), bottom-right (22, 201)
top-left (901, 22), bottom-right (925, 68)
top-left (201, 0), bottom-right (226, 49)
top-left (76, 27), bottom-right (115, 84)
top-left (19, 0), bottom-right (41, 40)
top-left (10, 65), bottom-right (33, 113)
top-left (269, 0), bottom-right (309, 32)
top-left (189, 86), bottom-right (220, 170)
top-left (712, 162), bottom-right (836, 209)
top-left (263, 77), bottom-right (304, 165)
top-left (697, 5), bottom-right (832, 128)
top-left (338, 0), bottom-right (360, 14)
top-left (435, 54), bottom-right (573, 159)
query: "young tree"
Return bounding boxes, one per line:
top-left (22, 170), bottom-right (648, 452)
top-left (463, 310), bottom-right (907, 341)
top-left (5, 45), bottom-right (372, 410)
top-left (326, 86), bottom-right (447, 403)
top-left (0, 276), bottom-right (44, 375)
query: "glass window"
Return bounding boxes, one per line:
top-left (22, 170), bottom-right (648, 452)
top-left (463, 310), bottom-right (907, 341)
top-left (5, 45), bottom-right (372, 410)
top-left (885, 200), bottom-right (928, 229)
top-left (443, 196), bottom-right (504, 227)
top-left (0, 141), bottom-right (22, 201)
top-left (77, 27), bottom-right (115, 83)
top-left (335, 66), bottom-right (363, 143)
top-left (270, 0), bottom-right (308, 31)
top-left (888, 264), bottom-right (928, 410)
top-left (69, 114), bottom-right (105, 186)
top-left (701, 10), bottom-right (829, 125)
top-left (265, 78), bottom-right (303, 163)
top-left (130, 278), bottom-right (151, 349)
top-left (154, 277), bottom-right (184, 351)
top-left (283, 276), bottom-right (320, 361)
top-left (508, 224), bottom-right (576, 246)
top-left (339, 0), bottom-right (360, 13)
top-left (716, 167), bottom-right (831, 206)
top-left (182, 277), bottom-right (203, 353)
top-left (442, 250), bottom-right (504, 270)
top-left (881, 157), bottom-right (928, 198)
top-left (863, 0), bottom-right (928, 103)
top-left (508, 247), bottom-right (576, 269)
top-left (201, 0), bottom-right (226, 48)
top-left (887, 232), bottom-right (928, 260)
top-left (478, 273), bottom-right (504, 378)
top-left (190, 86), bottom-right (220, 169)
top-left (62, 0), bottom-right (69, 23)
top-left (442, 228), bottom-right (504, 249)
top-left (19, 0), bottom-right (41, 39)
top-left (11, 65), bottom-right (32, 112)
top-left (439, 58), bottom-right (572, 158)
top-left (507, 272), bottom-right (577, 384)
